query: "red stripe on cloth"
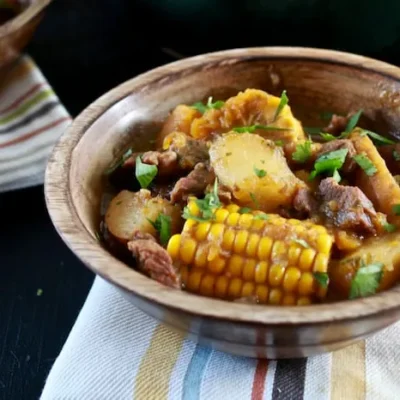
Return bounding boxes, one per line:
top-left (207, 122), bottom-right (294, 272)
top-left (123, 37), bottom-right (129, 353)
top-left (251, 360), bottom-right (269, 400)
top-left (0, 83), bottom-right (45, 114)
top-left (0, 117), bottom-right (71, 148)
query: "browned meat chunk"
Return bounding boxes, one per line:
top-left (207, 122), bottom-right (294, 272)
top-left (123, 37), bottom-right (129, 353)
top-left (322, 112), bottom-right (356, 135)
top-left (318, 178), bottom-right (383, 235)
top-left (378, 143), bottom-right (400, 175)
top-left (293, 187), bottom-right (319, 217)
top-left (316, 139), bottom-right (357, 174)
top-left (169, 137), bottom-right (209, 170)
top-left (123, 150), bottom-right (180, 177)
top-left (127, 231), bottom-right (180, 289)
top-left (170, 163), bottom-right (216, 204)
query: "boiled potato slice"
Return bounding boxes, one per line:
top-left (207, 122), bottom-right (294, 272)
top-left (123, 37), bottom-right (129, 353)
top-left (209, 133), bottom-right (306, 212)
top-left (191, 89), bottom-right (306, 144)
top-left (105, 189), bottom-right (182, 243)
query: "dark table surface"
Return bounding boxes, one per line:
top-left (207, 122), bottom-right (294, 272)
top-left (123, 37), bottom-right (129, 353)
top-left (1, 1), bottom-right (400, 399)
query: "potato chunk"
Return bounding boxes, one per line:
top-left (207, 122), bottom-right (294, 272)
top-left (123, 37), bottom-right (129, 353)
top-left (191, 89), bottom-right (306, 144)
top-left (105, 189), bottom-right (182, 243)
top-left (209, 133), bottom-right (306, 212)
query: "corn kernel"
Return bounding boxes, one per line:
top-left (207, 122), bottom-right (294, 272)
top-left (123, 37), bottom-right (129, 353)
top-left (215, 276), bottom-right (229, 298)
top-left (194, 246), bottom-right (208, 268)
top-left (256, 285), bottom-right (269, 303)
top-left (195, 222), bottom-right (211, 241)
top-left (288, 219), bottom-right (300, 225)
top-left (241, 282), bottom-right (255, 298)
top-left (183, 219), bottom-right (196, 232)
top-left (288, 244), bottom-right (301, 265)
top-left (313, 253), bottom-right (329, 273)
top-left (207, 245), bottom-right (219, 261)
top-left (297, 296), bottom-right (311, 305)
top-left (167, 234), bottom-right (181, 259)
top-left (294, 225), bottom-right (306, 234)
top-left (298, 248), bottom-right (316, 271)
top-left (298, 272), bottom-right (314, 296)
top-left (238, 214), bottom-right (254, 229)
top-left (208, 256), bottom-right (226, 274)
top-left (282, 294), bottom-right (296, 305)
top-left (180, 238), bottom-right (197, 264)
top-left (251, 218), bottom-right (266, 231)
top-left (215, 209), bottom-right (229, 223)
top-left (271, 240), bottom-right (286, 261)
top-left (246, 233), bottom-right (260, 258)
top-left (208, 223), bottom-right (224, 241)
top-left (228, 278), bottom-right (242, 298)
top-left (255, 261), bottom-right (268, 283)
top-left (187, 200), bottom-right (200, 215)
top-left (269, 264), bottom-right (285, 287)
top-left (314, 225), bottom-right (327, 234)
top-left (257, 237), bottom-right (273, 260)
top-left (226, 212), bottom-right (240, 227)
top-left (200, 274), bottom-right (215, 297)
top-left (269, 288), bottom-right (282, 305)
top-left (222, 228), bottom-right (236, 251)
top-left (227, 254), bottom-right (244, 277)
top-left (225, 204), bottom-right (240, 213)
top-left (317, 234), bottom-right (333, 254)
top-left (243, 258), bottom-right (256, 281)
top-left (187, 269), bottom-right (203, 291)
top-left (233, 231), bottom-right (249, 254)
top-left (283, 267), bottom-right (301, 292)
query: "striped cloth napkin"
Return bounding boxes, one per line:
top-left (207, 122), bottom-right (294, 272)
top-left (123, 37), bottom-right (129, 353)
top-left (0, 55), bottom-right (71, 193)
top-left (41, 276), bottom-right (400, 400)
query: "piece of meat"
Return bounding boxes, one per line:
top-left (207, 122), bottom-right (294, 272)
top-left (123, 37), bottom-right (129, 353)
top-left (123, 150), bottom-right (180, 177)
top-left (293, 187), bottom-right (319, 217)
top-left (127, 231), bottom-right (180, 289)
top-left (169, 137), bottom-right (209, 170)
top-left (170, 163), bottom-right (216, 204)
top-left (318, 178), bottom-right (382, 235)
top-left (323, 112), bottom-right (354, 135)
top-left (316, 139), bottom-right (357, 174)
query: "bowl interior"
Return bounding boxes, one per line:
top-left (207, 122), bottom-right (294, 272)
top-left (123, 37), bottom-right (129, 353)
top-left (48, 48), bottom-right (400, 324)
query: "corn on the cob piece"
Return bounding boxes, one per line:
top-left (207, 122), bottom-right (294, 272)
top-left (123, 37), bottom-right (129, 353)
top-left (167, 201), bottom-right (333, 305)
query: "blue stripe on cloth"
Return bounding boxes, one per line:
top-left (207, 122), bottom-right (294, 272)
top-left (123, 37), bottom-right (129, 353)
top-left (182, 345), bottom-right (212, 400)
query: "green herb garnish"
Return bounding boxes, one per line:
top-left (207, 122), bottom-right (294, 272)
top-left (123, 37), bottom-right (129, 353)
top-left (349, 262), bottom-right (384, 299)
top-left (292, 140), bottom-right (312, 163)
top-left (344, 109), bottom-right (363, 133)
top-left (105, 148), bottom-right (133, 175)
top-left (304, 127), bottom-right (322, 135)
top-left (384, 223), bottom-right (397, 233)
top-left (239, 207), bottom-right (252, 214)
top-left (393, 204), bottom-right (400, 215)
top-left (309, 148), bottom-right (348, 180)
top-left (313, 272), bottom-right (329, 288)
top-left (332, 169), bottom-right (341, 183)
top-left (319, 132), bottom-right (337, 142)
top-left (233, 124), bottom-right (290, 133)
top-left (293, 239), bottom-right (310, 248)
top-left (275, 140), bottom-right (284, 147)
top-left (135, 156), bottom-right (158, 188)
top-left (353, 154), bottom-right (377, 176)
top-left (147, 214), bottom-right (172, 245)
top-left (192, 96), bottom-right (224, 113)
top-left (273, 90), bottom-right (288, 121)
top-left (253, 214), bottom-right (269, 221)
top-left (393, 150), bottom-right (400, 161)
top-left (253, 166), bottom-right (267, 178)
top-left (361, 130), bottom-right (395, 145)
top-left (249, 192), bottom-right (260, 208)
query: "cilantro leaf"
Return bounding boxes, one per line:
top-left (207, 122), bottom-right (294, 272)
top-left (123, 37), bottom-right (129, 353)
top-left (393, 204), bottom-right (400, 215)
top-left (361, 130), bottom-right (395, 145)
top-left (393, 150), bottom-right (400, 161)
top-left (105, 148), bottom-right (133, 175)
top-left (353, 154), bottom-right (377, 176)
top-left (384, 223), bottom-right (397, 233)
top-left (147, 214), bottom-right (172, 245)
top-left (304, 127), bottom-right (322, 135)
top-left (135, 156), bottom-right (158, 188)
top-left (239, 207), bottom-right (252, 214)
top-left (344, 109), bottom-right (363, 133)
top-left (253, 214), bottom-right (269, 221)
top-left (293, 239), bottom-right (310, 248)
top-left (332, 169), bottom-right (341, 182)
top-left (314, 272), bottom-right (329, 288)
top-left (319, 132), bottom-right (337, 142)
top-left (292, 140), bottom-right (312, 163)
top-left (349, 262), bottom-right (384, 299)
top-left (249, 192), bottom-right (260, 208)
top-left (273, 90), bottom-right (288, 121)
top-left (253, 166), bottom-right (267, 178)
top-left (309, 148), bottom-right (348, 180)
top-left (233, 124), bottom-right (291, 133)
top-left (192, 96), bottom-right (224, 113)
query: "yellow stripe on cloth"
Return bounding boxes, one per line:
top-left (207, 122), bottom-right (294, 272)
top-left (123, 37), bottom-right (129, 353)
top-left (134, 323), bottom-right (185, 400)
top-left (331, 340), bottom-right (366, 400)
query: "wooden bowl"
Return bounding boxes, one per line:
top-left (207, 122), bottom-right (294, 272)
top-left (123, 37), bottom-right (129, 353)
top-left (45, 47), bottom-right (400, 359)
top-left (0, 0), bottom-right (51, 68)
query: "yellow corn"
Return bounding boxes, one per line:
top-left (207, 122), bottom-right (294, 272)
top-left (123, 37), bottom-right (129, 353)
top-left (167, 200), bottom-right (333, 305)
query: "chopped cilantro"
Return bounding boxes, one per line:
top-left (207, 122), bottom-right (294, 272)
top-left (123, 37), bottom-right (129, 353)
top-left (344, 109), bottom-right (363, 133)
top-left (384, 223), bottom-right (397, 233)
top-left (273, 90), bottom-right (288, 121)
top-left (233, 124), bottom-right (290, 133)
top-left (253, 166), bottom-right (267, 178)
top-left (332, 169), bottom-right (341, 183)
top-left (304, 127), bottom-right (322, 135)
top-left (105, 148), bottom-right (133, 175)
top-left (275, 140), bottom-right (284, 146)
top-left (393, 150), bottom-right (400, 161)
top-left (249, 192), bottom-right (260, 208)
top-left (353, 154), bottom-right (377, 176)
top-left (192, 96), bottom-right (224, 113)
top-left (313, 272), bottom-right (329, 288)
top-left (361, 130), bottom-right (395, 145)
top-left (135, 156), bottom-right (158, 188)
top-left (253, 214), bottom-right (269, 221)
top-left (239, 207), bottom-right (252, 214)
top-left (147, 214), bottom-right (172, 245)
top-left (292, 140), bottom-right (312, 163)
top-left (349, 262), bottom-right (384, 299)
top-left (309, 148), bottom-right (348, 180)
top-left (319, 132), bottom-right (337, 142)
top-left (293, 239), bottom-right (310, 248)
top-left (393, 204), bottom-right (400, 215)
